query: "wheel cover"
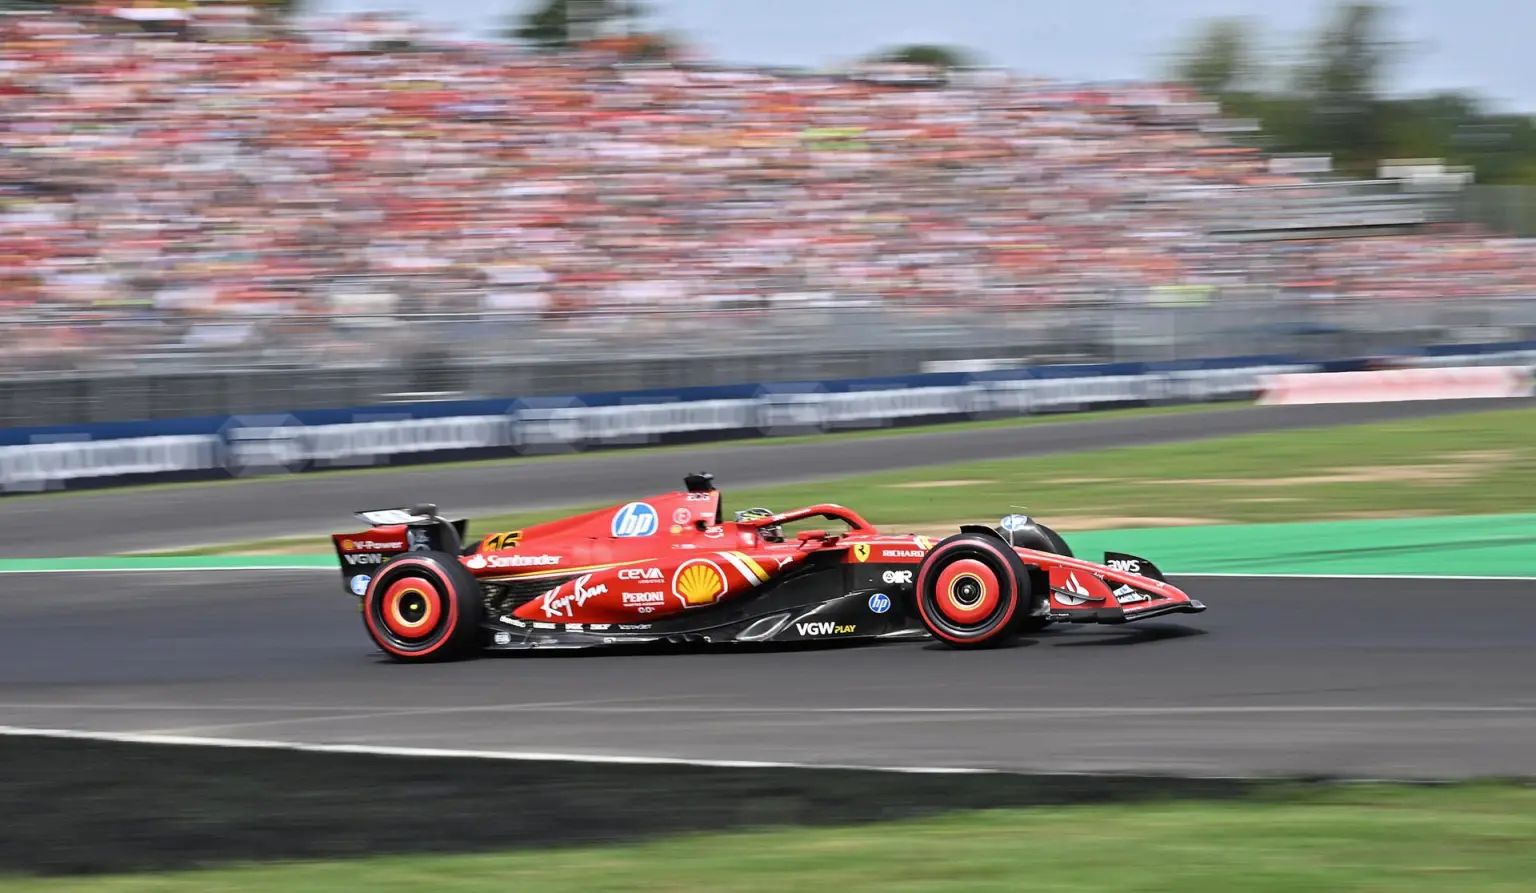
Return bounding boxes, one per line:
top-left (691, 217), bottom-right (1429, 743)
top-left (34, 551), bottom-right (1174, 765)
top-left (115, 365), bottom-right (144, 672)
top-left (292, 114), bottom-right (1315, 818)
top-left (362, 557), bottom-right (470, 660)
top-left (933, 558), bottom-right (1001, 626)
top-left (915, 538), bottom-right (1024, 646)
top-left (380, 576), bottom-right (443, 640)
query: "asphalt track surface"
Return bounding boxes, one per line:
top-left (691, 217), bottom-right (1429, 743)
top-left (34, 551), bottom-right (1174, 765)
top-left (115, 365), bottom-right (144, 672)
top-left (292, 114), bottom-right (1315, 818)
top-left (5, 398), bottom-right (1534, 780)
top-left (1, 570), bottom-right (1533, 778)
top-left (3, 397), bottom-right (1530, 557)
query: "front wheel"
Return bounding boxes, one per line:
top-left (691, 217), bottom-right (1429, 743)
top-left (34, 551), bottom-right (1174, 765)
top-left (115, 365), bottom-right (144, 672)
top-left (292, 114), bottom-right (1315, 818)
top-left (995, 519), bottom-right (1072, 634)
top-left (914, 534), bottom-right (1035, 648)
top-left (361, 551), bottom-right (483, 662)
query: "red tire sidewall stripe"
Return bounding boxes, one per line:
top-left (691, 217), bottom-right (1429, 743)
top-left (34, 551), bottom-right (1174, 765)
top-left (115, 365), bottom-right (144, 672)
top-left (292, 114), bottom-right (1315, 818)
top-left (916, 539), bottom-right (1022, 644)
top-left (363, 558), bottom-right (462, 658)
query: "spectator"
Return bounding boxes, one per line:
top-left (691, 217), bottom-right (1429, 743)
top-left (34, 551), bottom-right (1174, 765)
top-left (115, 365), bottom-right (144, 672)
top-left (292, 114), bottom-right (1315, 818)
top-left (0, 8), bottom-right (1531, 372)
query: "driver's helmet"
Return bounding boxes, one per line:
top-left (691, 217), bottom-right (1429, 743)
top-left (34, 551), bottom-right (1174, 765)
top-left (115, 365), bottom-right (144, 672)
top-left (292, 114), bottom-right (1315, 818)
top-left (734, 506), bottom-right (783, 543)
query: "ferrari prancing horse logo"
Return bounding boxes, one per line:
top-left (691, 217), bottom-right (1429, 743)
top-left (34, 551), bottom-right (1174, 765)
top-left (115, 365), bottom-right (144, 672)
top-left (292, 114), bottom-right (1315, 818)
top-left (852, 543), bottom-right (871, 563)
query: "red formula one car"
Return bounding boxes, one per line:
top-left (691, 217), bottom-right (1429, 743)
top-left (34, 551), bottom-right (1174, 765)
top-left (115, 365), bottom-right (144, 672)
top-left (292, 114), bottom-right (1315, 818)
top-left (332, 474), bottom-right (1206, 661)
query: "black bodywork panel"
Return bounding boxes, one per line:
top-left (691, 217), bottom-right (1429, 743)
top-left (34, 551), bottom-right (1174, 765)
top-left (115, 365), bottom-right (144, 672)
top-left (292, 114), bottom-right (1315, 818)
top-left (480, 552), bottom-right (921, 650)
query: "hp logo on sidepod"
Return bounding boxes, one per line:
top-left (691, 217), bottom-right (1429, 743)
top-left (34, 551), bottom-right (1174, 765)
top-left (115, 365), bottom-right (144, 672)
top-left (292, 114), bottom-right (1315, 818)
top-left (611, 502), bottom-right (659, 537)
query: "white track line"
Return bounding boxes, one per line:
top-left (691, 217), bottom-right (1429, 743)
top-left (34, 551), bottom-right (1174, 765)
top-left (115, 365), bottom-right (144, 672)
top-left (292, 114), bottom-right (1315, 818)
top-left (134, 696), bottom-right (718, 736)
top-left (0, 725), bottom-right (993, 775)
top-left (4, 702), bottom-right (1530, 716)
top-left (56, 703), bottom-right (1536, 738)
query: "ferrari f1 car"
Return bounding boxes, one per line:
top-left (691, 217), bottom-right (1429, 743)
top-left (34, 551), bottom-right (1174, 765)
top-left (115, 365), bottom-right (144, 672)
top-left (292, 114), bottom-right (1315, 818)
top-left (332, 473), bottom-right (1206, 661)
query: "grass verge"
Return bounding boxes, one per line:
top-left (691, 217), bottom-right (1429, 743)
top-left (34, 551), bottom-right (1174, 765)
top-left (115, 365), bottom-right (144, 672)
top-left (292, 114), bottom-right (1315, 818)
top-left (161, 406), bottom-right (1536, 556)
top-left (8, 784), bottom-right (1534, 892)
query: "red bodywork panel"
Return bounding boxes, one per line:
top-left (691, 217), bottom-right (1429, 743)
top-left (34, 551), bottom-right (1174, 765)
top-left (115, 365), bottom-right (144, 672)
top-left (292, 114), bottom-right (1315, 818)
top-left (372, 487), bottom-right (1202, 625)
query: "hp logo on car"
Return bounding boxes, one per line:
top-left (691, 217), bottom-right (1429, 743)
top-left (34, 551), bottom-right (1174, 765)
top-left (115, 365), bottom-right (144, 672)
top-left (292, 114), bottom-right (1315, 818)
top-left (611, 502), bottom-right (659, 537)
top-left (868, 593), bottom-right (891, 614)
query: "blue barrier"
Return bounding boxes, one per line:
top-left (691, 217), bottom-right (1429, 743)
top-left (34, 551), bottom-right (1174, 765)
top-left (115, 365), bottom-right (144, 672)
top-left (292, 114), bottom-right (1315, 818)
top-left (0, 344), bottom-right (1525, 493)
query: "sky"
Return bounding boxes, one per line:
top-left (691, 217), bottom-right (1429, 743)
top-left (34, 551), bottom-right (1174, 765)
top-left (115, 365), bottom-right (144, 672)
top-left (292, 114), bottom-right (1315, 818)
top-left (316, 0), bottom-right (1536, 112)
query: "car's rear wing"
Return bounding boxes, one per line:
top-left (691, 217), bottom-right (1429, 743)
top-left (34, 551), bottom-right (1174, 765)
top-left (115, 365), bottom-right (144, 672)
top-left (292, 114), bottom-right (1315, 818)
top-left (331, 504), bottom-right (467, 597)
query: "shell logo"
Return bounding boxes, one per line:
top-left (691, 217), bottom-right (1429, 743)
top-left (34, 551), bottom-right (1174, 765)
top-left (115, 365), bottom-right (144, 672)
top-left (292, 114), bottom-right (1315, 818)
top-left (672, 559), bottom-right (728, 607)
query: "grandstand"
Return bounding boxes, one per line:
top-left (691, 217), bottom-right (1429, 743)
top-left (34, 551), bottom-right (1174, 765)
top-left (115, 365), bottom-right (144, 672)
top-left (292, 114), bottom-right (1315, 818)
top-left (0, 8), bottom-right (1532, 391)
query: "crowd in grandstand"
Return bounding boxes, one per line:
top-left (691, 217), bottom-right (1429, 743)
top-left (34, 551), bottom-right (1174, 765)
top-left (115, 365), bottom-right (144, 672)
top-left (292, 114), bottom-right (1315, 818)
top-left (1, 9), bottom-right (1533, 367)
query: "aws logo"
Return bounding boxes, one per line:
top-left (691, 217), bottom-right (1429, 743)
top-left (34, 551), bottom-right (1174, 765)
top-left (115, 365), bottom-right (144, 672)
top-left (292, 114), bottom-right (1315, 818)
top-left (672, 558), bottom-right (727, 607)
top-left (483, 531), bottom-right (522, 551)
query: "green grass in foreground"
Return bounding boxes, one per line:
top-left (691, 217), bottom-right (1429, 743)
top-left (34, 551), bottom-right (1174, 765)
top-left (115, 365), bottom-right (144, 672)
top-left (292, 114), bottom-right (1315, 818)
top-left (9, 785), bottom-right (1535, 892)
top-left (164, 406), bottom-right (1536, 556)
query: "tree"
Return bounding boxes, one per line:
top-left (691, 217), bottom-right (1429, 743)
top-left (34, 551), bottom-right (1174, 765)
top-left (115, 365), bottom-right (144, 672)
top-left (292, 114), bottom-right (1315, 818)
top-left (875, 44), bottom-right (974, 69)
top-left (1302, 3), bottom-right (1400, 170)
top-left (1296, 2), bottom-right (1398, 170)
top-left (1300, 2), bottom-right (1394, 107)
top-left (508, 0), bottom-right (568, 47)
top-left (506, 0), bottom-right (644, 49)
top-left (1169, 1), bottom-right (1536, 184)
top-left (1173, 18), bottom-right (1255, 97)
top-left (261, 0), bottom-right (307, 19)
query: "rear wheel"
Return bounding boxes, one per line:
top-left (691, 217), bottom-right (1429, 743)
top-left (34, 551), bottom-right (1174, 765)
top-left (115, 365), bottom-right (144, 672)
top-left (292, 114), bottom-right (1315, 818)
top-left (914, 534), bottom-right (1034, 648)
top-left (362, 551), bottom-right (483, 662)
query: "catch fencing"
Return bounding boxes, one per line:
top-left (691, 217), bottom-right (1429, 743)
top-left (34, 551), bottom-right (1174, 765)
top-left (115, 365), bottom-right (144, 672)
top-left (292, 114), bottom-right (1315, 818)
top-left (4, 339), bottom-right (1535, 494)
top-left (0, 354), bottom-right (1310, 493)
top-left (4, 295), bottom-right (1535, 429)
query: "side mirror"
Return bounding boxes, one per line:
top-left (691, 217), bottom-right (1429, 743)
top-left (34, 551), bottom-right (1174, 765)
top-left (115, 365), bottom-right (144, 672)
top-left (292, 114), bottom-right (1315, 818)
top-left (797, 529), bottom-right (841, 548)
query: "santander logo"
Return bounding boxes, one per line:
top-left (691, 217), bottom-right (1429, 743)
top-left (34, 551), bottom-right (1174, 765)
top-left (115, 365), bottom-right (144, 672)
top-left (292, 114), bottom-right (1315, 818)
top-left (1055, 572), bottom-right (1093, 607)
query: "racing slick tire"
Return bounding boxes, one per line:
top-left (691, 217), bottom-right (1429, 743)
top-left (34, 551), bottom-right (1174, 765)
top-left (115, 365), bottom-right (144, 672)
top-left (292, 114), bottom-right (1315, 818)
top-left (361, 551), bottom-right (483, 662)
top-left (915, 533), bottom-right (1036, 649)
top-left (993, 520), bottom-right (1072, 633)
